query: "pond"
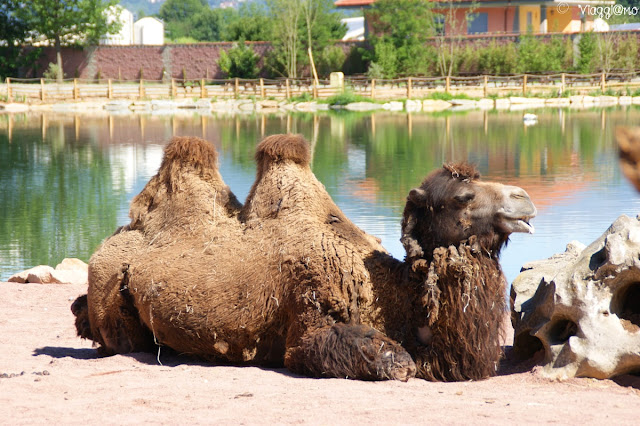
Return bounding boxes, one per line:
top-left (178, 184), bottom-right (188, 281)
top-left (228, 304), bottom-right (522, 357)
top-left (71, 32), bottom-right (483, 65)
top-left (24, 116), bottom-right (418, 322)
top-left (2, 108), bottom-right (640, 284)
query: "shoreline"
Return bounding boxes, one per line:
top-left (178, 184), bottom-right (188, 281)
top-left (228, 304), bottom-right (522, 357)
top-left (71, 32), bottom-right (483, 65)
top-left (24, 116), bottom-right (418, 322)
top-left (1, 94), bottom-right (639, 115)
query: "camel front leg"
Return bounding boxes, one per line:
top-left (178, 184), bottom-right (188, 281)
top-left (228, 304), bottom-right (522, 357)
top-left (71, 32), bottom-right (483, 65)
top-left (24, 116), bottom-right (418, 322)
top-left (284, 323), bottom-right (416, 381)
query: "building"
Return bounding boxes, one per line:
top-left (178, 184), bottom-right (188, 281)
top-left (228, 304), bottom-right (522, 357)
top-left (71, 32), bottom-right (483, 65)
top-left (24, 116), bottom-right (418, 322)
top-left (342, 16), bottom-right (366, 40)
top-left (100, 6), bottom-right (134, 45)
top-left (334, 0), bottom-right (616, 36)
top-left (133, 17), bottom-right (164, 46)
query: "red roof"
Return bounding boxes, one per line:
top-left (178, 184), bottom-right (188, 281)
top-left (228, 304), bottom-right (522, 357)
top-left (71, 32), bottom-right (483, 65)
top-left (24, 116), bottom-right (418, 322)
top-left (334, 0), bottom-right (375, 6)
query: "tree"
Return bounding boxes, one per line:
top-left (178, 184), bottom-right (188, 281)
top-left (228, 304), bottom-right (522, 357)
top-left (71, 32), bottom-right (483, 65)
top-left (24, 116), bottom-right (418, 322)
top-left (218, 40), bottom-right (260, 78)
top-left (224, 3), bottom-right (275, 42)
top-left (159, 0), bottom-right (207, 41)
top-left (265, 0), bottom-right (345, 78)
top-left (17, 0), bottom-right (121, 82)
top-left (0, 0), bottom-right (32, 79)
top-left (365, 0), bottom-right (437, 77)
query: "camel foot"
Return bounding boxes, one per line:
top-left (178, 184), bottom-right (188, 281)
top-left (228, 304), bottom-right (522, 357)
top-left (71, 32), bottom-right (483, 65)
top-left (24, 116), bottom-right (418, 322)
top-left (286, 323), bottom-right (417, 381)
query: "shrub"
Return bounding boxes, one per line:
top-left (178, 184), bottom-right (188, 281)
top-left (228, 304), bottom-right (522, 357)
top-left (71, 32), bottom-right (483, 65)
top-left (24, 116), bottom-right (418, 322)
top-left (324, 90), bottom-right (372, 105)
top-left (219, 41), bottom-right (260, 79)
top-left (43, 62), bottom-right (62, 81)
top-left (317, 45), bottom-right (346, 77)
top-left (576, 32), bottom-right (598, 74)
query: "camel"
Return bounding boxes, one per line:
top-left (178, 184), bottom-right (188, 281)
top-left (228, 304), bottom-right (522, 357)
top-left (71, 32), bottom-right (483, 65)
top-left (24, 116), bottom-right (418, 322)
top-left (72, 134), bottom-right (536, 382)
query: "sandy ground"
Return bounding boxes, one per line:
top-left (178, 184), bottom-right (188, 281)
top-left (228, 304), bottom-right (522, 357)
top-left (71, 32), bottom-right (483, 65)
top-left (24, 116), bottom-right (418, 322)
top-left (1, 281), bottom-right (639, 425)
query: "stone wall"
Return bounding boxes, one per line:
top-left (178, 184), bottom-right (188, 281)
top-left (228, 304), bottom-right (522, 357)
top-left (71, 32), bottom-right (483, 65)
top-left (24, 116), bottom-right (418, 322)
top-left (24, 42), bottom-right (280, 81)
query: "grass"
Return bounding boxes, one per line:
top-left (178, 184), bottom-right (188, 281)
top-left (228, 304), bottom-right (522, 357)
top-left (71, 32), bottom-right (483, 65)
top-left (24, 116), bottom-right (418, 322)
top-left (323, 90), bottom-right (374, 106)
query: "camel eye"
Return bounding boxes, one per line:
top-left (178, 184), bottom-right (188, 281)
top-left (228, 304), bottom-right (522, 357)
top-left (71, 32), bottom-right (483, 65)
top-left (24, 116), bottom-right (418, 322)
top-left (454, 192), bottom-right (475, 204)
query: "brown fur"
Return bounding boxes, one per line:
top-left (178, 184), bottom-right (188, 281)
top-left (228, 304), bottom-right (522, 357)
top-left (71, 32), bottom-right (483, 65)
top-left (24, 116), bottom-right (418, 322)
top-left (617, 127), bottom-right (640, 192)
top-left (73, 134), bottom-right (535, 382)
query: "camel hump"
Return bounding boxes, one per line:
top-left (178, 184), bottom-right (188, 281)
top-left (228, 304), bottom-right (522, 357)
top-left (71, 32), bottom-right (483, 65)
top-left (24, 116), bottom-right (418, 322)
top-left (255, 134), bottom-right (311, 167)
top-left (161, 136), bottom-right (218, 173)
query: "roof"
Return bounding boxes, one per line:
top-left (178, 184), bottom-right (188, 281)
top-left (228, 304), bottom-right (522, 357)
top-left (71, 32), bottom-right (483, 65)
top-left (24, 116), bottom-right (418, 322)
top-left (335, 0), bottom-right (614, 8)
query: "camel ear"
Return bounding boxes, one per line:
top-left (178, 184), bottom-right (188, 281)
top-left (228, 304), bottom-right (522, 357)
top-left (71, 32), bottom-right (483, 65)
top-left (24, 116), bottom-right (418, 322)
top-left (408, 188), bottom-right (426, 206)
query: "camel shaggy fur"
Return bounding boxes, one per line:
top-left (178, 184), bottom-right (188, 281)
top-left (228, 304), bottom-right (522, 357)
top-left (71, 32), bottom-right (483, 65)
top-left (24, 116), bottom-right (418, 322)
top-left (72, 134), bottom-right (536, 382)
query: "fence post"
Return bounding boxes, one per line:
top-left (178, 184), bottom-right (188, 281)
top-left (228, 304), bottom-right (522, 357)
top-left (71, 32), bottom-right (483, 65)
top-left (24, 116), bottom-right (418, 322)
top-left (561, 73), bottom-right (566, 94)
top-left (260, 78), bottom-right (265, 98)
top-left (407, 77), bottom-right (412, 99)
top-left (234, 77), bottom-right (239, 99)
top-left (108, 79), bottom-right (113, 99)
top-left (73, 78), bottom-right (79, 100)
top-left (371, 79), bottom-right (376, 99)
top-left (285, 78), bottom-right (290, 99)
top-left (41, 78), bottom-right (46, 101)
top-left (522, 74), bottom-right (528, 96)
top-left (483, 75), bottom-right (488, 97)
top-left (601, 72), bottom-right (606, 92)
top-left (139, 78), bottom-right (145, 99)
top-left (171, 78), bottom-right (177, 97)
top-left (6, 77), bottom-right (12, 102)
top-left (445, 76), bottom-right (450, 94)
top-left (200, 78), bottom-right (206, 98)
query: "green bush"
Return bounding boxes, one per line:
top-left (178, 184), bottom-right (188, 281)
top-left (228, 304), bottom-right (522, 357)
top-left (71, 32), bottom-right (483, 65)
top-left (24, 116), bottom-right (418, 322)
top-left (317, 45), bottom-right (346, 77)
top-left (577, 32), bottom-right (598, 74)
top-left (43, 62), bottom-right (62, 81)
top-left (219, 41), bottom-right (260, 79)
top-left (482, 41), bottom-right (518, 74)
top-left (324, 90), bottom-right (373, 105)
top-left (613, 35), bottom-right (639, 71)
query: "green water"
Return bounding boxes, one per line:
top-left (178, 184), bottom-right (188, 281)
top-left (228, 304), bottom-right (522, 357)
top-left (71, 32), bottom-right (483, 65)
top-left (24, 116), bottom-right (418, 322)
top-left (2, 109), bottom-right (640, 283)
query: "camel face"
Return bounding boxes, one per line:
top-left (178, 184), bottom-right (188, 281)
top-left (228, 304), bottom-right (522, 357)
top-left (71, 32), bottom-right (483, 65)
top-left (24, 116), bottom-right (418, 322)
top-left (402, 163), bottom-right (536, 260)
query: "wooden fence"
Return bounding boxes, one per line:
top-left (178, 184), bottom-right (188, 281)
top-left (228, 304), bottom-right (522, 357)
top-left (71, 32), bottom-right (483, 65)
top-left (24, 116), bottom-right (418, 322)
top-left (3, 72), bottom-right (640, 103)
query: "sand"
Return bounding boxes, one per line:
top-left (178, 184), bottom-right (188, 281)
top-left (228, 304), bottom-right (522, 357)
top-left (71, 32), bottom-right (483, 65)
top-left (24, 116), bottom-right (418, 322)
top-left (1, 281), bottom-right (638, 425)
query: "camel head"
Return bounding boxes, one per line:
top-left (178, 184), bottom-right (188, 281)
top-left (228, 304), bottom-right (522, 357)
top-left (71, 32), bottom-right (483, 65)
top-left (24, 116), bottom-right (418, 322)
top-left (401, 162), bottom-right (536, 261)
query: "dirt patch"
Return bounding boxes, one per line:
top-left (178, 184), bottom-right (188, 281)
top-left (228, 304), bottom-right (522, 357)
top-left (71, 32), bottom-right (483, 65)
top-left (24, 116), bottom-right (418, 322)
top-left (1, 282), bottom-right (638, 425)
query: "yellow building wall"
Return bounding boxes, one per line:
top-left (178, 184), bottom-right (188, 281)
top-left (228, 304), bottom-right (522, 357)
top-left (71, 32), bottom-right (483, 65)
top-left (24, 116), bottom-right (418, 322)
top-left (519, 5), bottom-right (540, 33)
top-left (547, 6), bottom-right (574, 33)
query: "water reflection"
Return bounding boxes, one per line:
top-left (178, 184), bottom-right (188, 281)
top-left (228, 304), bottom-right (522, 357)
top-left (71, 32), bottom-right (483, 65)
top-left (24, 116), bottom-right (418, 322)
top-left (1, 109), bottom-right (640, 283)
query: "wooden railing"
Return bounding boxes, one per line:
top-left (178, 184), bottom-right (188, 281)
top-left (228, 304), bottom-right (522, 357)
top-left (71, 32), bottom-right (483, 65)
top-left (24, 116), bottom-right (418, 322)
top-left (2, 72), bottom-right (640, 103)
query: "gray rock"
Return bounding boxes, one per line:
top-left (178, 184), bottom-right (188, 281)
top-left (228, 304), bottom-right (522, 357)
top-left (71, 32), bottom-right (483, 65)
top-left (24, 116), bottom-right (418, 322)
top-left (344, 102), bottom-right (383, 112)
top-left (511, 215), bottom-right (640, 380)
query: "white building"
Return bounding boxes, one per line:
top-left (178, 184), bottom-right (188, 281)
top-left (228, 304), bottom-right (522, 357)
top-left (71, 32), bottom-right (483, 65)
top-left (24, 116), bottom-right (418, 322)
top-left (100, 6), bottom-right (134, 45)
top-left (133, 17), bottom-right (164, 46)
top-left (341, 17), bottom-right (364, 41)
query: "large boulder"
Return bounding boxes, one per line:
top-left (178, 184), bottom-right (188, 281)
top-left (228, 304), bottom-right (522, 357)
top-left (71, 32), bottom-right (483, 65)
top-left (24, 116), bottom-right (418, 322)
top-left (511, 215), bottom-right (640, 379)
top-left (8, 258), bottom-right (88, 285)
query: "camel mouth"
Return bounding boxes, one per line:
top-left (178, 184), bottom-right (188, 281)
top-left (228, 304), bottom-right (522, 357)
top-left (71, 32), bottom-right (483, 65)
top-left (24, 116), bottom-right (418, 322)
top-left (507, 217), bottom-right (535, 234)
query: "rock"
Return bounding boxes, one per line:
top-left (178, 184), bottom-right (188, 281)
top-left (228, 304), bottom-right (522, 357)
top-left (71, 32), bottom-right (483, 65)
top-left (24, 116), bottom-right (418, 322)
top-left (55, 258), bottom-right (88, 273)
top-left (582, 95), bottom-right (596, 105)
top-left (545, 98), bottom-right (570, 107)
top-left (195, 99), bottom-right (212, 110)
top-left (104, 101), bottom-right (131, 111)
top-left (632, 97), bottom-right (640, 105)
top-left (0, 103), bottom-right (30, 112)
top-left (238, 101), bottom-right (256, 112)
top-left (569, 95), bottom-right (584, 104)
top-left (509, 97), bottom-right (545, 106)
top-left (344, 102), bottom-right (383, 112)
top-left (8, 259), bottom-right (89, 285)
top-left (477, 98), bottom-right (495, 110)
top-left (383, 101), bottom-right (404, 111)
top-left (495, 98), bottom-right (510, 110)
top-left (449, 99), bottom-right (478, 108)
top-left (130, 101), bottom-right (151, 111)
top-left (256, 100), bottom-right (279, 109)
top-left (619, 96), bottom-right (632, 106)
top-left (25, 266), bottom-right (56, 284)
top-left (595, 96), bottom-right (618, 106)
top-left (511, 215), bottom-right (640, 380)
top-left (405, 99), bottom-right (422, 112)
top-left (151, 100), bottom-right (178, 110)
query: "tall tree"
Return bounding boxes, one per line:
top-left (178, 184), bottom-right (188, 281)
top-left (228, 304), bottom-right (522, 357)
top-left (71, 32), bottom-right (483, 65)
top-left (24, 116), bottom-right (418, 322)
top-left (17, 0), bottom-right (121, 82)
top-left (0, 0), bottom-right (31, 79)
top-left (159, 0), bottom-right (207, 41)
top-left (366, 0), bottom-right (437, 77)
top-left (266, 0), bottom-right (345, 78)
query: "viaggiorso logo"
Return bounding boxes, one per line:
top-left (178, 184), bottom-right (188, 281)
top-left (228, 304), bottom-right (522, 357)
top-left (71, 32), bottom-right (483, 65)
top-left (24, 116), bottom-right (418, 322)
top-left (557, 2), bottom-right (640, 18)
